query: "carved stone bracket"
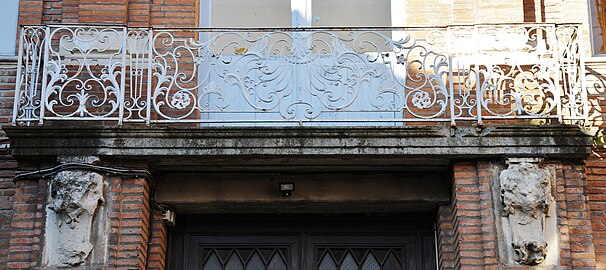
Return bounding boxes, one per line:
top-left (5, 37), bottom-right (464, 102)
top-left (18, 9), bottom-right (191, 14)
top-left (29, 160), bottom-right (154, 267)
top-left (46, 169), bottom-right (104, 266)
top-left (49, 170), bottom-right (104, 230)
top-left (500, 157), bottom-right (552, 265)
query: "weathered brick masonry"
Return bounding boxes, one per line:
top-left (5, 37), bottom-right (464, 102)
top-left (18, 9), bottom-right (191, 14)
top-left (5, 172), bottom-right (151, 269)
top-left (0, 59), bottom-right (18, 270)
top-left (0, 0), bottom-right (605, 269)
top-left (585, 60), bottom-right (606, 270)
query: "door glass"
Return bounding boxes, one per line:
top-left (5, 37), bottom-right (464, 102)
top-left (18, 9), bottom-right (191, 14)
top-left (170, 215), bottom-right (437, 270)
top-left (267, 252), bottom-right (288, 270)
top-left (311, 0), bottom-right (391, 27)
top-left (225, 253), bottom-right (244, 270)
top-left (211, 0), bottom-right (291, 27)
top-left (340, 253), bottom-right (357, 270)
top-left (316, 248), bottom-right (406, 270)
top-left (0, 0), bottom-right (19, 55)
top-left (202, 252), bottom-right (222, 270)
top-left (208, 0), bottom-right (393, 27)
top-left (361, 254), bottom-right (380, 270)
top-left (318, 252), bottom-right (337, 270)
top-left (246, 252), bottom-right (265, 270)
top-left (199, 247), bottom-right (292, 270)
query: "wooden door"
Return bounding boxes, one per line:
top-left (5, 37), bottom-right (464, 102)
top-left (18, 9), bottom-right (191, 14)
top-left (168, 215), bottom-right (437, 270)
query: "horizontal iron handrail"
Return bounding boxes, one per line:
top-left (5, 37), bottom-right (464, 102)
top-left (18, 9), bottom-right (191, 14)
top-left (23, 22), bottom-right (582, 30)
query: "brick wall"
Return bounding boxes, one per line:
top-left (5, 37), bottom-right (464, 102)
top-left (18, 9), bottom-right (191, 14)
top-left (437, 161), bottom-right (500, 269)
top-left (523, 0), bottom-right (546, 22)
top-left (108, 175), bottom-right (151, 269)
top-left (406, 0), bottom-right (524, 26)
top-left (438, 159), bottom-right (598, 269)
top-left (436, 181), bottom-right (460, 269)
top-left (147, 210), bottom-right (168, 270)
top-left (17, 0), bottom-right (538, 29)
top-left (3, 171), bottom-right (155, 269)
top-left (0, 59), bottom-right (18, 270)
top-left (151, 0), bottom-right (197, 27)
top-left (0, 148), bottom-right (15, 270)
top-left (3, 1), bottom-right (605, 269)
top-left (79, 0), bottom-right (128, 24)
top-left (586, 60), bottom-right (606, 269)
top-left (18, 0), bottom-right (44, 25)
top-left (474, 0), bottom-right (524, 23)
top-left (587, 56), bottom-right (606, 270)
top-left (556, 162), bottom-right (597, 268)
top-left (7, 179), bottom-right (46, 269)
top-left (17, 0), bottom-right (197, 27)
top-left (588, 152), bottom-right (606, 269)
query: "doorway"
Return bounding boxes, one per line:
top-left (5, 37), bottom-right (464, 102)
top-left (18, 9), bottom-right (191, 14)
top-left (168, 215), bottom-right (437, 270)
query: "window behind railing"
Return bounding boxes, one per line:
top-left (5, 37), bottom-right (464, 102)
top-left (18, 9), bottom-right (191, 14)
top-left (0, 0), bottom-right (19, 55)
top-left (590, 0), bottom-right (606, 55)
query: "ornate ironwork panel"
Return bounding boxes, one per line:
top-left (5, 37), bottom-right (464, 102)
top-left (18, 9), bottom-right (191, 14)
top-left (12, 24), bottom-right (588, 126)
top-left (41, 26), bottom-right (126, 122)
top-left (12, 26), bottom-right (46, 125)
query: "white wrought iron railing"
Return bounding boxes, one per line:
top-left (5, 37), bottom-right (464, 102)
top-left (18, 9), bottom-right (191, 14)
top-left (12, 24), bottom-right (588, 126)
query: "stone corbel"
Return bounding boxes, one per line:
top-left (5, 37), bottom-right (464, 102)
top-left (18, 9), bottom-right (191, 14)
top-left (12, 156), bottom-right (153, 267)
top-left (44, 156), bottom-right (105, 266)
top-left (500, 157), bottom-right (552, 265)
top-left (47, 169), bottom-right (104, 265)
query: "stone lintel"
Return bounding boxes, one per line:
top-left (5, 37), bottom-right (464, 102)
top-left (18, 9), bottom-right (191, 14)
top-left (3, 125), bottom-right (592, 163)
top-left (505, 157), bottom-right (545, 164)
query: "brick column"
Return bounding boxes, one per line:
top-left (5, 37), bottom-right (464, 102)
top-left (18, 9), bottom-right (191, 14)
top-left (5, 161), bottom-right (154, 269)
top-left (556, 161), bottom-right (597, 268)
top-left (437, 201), bottom-right (459, 269)
top-left (108, 175), bottom-right (151, 269)
top-left (7, 179), bottom-right (46, 269)
top-left (439, 159), bottom-right (598, 269)
top-left (0, 58), bottom-right (18, 269)
top-left (437, 161), bottom-right (499, 269)
top-left (147, 209), bottom-right (168, 270)
top-left (588, 151), bottom-right (606, 269)
top-left (0, 147), bottom-right (16, 270)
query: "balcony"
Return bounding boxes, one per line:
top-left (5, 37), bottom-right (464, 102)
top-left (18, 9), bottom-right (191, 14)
top-left (11, 23), bottom-right (587, 127)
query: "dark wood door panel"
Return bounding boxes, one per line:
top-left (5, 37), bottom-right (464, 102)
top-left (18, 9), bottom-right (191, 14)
top-left (306, 235), bottom-right (432, 270)
top-left (169, 215), bottom-right (437, 270)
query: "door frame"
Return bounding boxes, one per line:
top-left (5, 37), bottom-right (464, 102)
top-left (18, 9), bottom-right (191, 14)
top-left (168, 214), bottom-right (438, 270)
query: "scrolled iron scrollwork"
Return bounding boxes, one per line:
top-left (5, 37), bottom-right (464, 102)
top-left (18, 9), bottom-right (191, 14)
top-left (475, 26), bottom-right (559, 119)
top-left (150, 29), bottom-right (451, 122)
top-left (43, 26), bottom-right (125, 120)
top-left (11, 24), bottom-right (587, 126)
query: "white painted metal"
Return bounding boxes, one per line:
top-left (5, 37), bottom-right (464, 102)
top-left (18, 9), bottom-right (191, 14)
top-left (11, 24), bottom-right (588, 126)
